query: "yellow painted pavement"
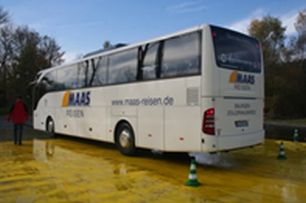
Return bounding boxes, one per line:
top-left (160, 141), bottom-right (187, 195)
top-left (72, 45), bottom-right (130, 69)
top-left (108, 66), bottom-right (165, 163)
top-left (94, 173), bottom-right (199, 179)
top-left (0, 138), bottom-right (305, 202)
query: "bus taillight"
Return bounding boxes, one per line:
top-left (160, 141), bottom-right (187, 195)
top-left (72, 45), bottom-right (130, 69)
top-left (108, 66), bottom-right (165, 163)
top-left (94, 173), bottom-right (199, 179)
top-left (202, 108), bottom-right (215, 135)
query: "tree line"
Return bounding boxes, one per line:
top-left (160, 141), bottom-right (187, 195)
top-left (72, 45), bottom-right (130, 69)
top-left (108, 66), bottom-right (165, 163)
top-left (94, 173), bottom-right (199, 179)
top-left (0, 7), bottom-right (64, 111)
top-left (248, 10), bottom-right (306, 118)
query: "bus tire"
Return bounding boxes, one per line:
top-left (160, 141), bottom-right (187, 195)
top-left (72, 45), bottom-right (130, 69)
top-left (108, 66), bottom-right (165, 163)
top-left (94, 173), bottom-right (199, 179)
top-left (115, 122), bottom-right (136, 156)
top-left (46, 117), bottom-right (56, 138)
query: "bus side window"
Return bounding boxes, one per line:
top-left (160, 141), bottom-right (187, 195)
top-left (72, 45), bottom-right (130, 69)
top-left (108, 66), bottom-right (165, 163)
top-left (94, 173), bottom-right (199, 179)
top-left (139, 42), bottom-right (160, 80)
top-left (88, 56), bottom-right (108, 87)
top-left (108, 48), bottom-right (137, 84)
top-left (57, 65), bottom-right (78, 89)
top-left (77, 61), bottom-right (88, 88)
top-left (161, 31), bottom-right (201, 78)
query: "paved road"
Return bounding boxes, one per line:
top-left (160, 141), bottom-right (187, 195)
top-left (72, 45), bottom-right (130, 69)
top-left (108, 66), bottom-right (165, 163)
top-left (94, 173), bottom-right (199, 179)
top-left (265, 122), bottom-right (306, 142)
top-left (265, 121), bottom-right (306, 129)
top-left (0, 115), bottom-right (32, 130)
top-left (0, 115), bottom-right (12, 130)
top-left (0, 116), bottom-right (51, 142)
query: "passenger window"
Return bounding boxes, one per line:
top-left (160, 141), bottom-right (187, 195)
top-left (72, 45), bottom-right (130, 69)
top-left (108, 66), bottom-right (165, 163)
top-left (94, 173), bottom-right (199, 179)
top-left (108, 48), bottom-right (137, 84)
top-left (140, 43), bottom-right (159, 80)
top-left (161, 32), bottom-right (201, 78)
top-left (77, 61), bottom-right (88, 88)
top-left (89, 56), bottom-right (108, 87)
top-left (57, 65), bottom-right (78, 89)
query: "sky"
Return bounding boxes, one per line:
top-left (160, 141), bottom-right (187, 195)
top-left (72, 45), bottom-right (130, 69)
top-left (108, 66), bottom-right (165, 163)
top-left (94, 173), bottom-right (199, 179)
top-left (0, 0), bottom-right (305, 63)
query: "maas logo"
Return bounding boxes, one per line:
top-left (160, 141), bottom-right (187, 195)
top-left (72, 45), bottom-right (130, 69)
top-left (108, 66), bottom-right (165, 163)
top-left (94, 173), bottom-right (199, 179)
top-left (62, 91), bottom-right (91, 107)
top-left (229, 71), bottom-right (255, 85)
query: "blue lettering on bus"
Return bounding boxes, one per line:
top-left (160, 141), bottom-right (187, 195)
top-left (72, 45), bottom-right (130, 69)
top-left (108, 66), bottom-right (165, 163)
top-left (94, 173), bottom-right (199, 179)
top-left (64, 91), bottom-right (91, 107)
top-left (230, 71), bottom-right (255, 85)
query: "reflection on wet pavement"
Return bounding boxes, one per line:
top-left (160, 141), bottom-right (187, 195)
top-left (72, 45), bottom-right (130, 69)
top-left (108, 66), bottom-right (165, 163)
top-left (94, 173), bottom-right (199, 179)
top-left (0, 138), bottom-right (306, 202)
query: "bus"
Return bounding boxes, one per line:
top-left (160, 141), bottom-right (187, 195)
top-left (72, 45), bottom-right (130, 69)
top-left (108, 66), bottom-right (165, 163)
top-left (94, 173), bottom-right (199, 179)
top-left (32, 24), bottom-right (264, 155)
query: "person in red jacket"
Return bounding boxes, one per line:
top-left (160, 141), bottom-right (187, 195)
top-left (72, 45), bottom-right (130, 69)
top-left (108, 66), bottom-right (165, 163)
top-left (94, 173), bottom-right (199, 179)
top-left (8, 96), bottom-right (29, 145)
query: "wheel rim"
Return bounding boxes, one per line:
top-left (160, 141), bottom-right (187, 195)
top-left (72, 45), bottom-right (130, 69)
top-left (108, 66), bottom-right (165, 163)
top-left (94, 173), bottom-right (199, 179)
top-left (48, 120), bottom-right (54, 133)
top-left (119, 129), bottom-right (132, 148)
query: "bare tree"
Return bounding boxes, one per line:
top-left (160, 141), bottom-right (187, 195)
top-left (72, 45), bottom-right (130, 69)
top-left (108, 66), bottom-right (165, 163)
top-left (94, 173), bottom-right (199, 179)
top-left (0, 16), bottom-right (64, 106)
top-left (295, 9), bottom-right (306, 61)
top-left (0, 7), bottom-right (9, 25)
top-left (39, 35), bottom-right (65, 66)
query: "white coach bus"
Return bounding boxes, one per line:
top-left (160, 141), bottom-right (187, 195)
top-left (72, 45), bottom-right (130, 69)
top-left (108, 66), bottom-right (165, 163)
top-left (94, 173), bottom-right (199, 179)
top-left (32, 24), bottom-right (264, 155)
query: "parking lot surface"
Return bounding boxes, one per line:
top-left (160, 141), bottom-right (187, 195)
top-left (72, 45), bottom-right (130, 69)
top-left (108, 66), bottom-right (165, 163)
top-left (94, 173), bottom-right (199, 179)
top-left (0, 137), bottom-right (305, 202)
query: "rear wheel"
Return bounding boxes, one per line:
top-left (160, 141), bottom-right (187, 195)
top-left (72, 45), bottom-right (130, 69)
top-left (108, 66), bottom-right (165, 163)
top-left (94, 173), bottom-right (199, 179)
top-left (115, 123), bottom-right (136, 156)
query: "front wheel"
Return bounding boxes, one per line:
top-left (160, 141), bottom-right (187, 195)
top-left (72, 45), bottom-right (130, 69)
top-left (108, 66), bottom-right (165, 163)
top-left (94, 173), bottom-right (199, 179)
top-left (115, 123), bottom-right (136, 156)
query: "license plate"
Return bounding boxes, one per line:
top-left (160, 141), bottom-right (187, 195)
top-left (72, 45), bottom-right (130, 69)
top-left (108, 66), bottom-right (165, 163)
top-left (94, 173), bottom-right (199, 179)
top-left (235, 120), bottom-right (249, 128)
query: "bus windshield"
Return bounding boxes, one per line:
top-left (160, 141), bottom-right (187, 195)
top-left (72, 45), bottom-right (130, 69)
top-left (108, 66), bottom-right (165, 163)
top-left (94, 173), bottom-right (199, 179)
top-left (211, 25), bottom-right (261, 73)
